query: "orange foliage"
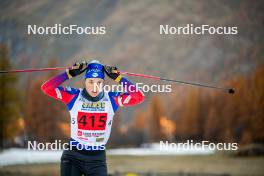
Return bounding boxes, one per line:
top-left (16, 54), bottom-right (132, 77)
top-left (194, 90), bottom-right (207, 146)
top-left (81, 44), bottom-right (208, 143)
top-left (132, 64), bottom-right (264, 144)
top-left (59, 122), bottom-right (70, 137)
top-left (176, 64), bottom-right (264, 144)
top-left (160, 116), bottom-right (176, 140)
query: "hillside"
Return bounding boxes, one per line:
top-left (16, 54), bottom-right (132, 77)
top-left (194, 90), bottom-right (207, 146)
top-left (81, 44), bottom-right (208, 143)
top-left (0, 0), bottom-right (263, 83)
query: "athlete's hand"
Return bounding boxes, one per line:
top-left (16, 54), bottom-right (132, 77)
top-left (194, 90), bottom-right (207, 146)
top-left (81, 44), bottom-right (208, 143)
top-left (104, 65), bottom-right (121, 82)
top-left (66, 61), bottom-right (88, 78)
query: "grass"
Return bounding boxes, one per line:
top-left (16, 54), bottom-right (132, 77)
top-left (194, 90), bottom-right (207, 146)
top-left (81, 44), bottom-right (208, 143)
top-left (0, 154), bottom-right (264, 176)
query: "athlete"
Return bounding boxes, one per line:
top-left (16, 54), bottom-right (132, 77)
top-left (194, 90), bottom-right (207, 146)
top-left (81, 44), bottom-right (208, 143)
top-left (41, 60), bottom-right (144, 176)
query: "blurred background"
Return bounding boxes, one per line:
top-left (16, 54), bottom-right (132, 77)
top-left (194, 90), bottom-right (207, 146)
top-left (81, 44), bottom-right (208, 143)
top-left (0, 0), bottom-right (264, 176)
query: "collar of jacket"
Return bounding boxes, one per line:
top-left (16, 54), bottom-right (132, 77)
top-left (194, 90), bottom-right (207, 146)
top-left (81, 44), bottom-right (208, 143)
top-left (81, 88), bottom-right (104, 102)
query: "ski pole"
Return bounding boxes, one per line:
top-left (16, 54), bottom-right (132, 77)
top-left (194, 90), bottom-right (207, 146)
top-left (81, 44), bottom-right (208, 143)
top-left (0, 67), bottom-right (235, 94)
top-left (0, 67), bottom-right (68, 73)
top-left (118, 71), bottom-right (235, 94)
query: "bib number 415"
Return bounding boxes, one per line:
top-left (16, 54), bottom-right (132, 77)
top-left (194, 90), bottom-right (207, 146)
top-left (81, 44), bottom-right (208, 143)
top-left (77, 112), bottom-right (107, 130)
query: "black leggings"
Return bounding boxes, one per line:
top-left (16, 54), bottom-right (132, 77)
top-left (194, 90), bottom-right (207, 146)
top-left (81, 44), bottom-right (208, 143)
top-left (61, 159), bottom-right (84, 176)
top-left (61, 149), bottom-right (107, 176)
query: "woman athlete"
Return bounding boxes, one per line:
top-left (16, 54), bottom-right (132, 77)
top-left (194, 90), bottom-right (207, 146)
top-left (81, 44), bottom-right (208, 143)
top-left (41, 60), bottom-right (144, 176)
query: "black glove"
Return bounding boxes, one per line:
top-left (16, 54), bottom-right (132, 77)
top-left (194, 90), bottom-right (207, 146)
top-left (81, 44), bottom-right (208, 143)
top-left (104, 65), bottom-right (121, 81)
top-left (66, 61), bottom-right (87, 78)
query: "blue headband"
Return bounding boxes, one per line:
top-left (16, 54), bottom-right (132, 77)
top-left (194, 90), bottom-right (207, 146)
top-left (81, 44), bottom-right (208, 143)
top-left (84, 62), bottom-right (105, 79)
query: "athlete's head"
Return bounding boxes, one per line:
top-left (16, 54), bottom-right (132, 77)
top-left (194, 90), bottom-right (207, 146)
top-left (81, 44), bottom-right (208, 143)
top-left (84, 60), bottom-right (105, 97)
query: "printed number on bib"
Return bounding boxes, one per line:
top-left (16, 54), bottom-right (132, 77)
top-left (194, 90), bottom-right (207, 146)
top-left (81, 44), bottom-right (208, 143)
top-left (77, 112), bottom-right (107, 130)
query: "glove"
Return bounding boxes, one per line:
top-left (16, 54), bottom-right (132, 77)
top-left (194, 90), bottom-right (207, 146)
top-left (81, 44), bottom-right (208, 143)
top-left (66, 61), bottom-right (87, 79)
top-left (104, 65), bottom-right (122, 82)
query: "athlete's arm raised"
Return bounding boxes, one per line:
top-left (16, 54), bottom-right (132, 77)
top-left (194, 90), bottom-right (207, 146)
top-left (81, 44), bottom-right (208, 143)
top-left (105, 65), bottom-right (145, 107)
top-left (41, 61), bottom-right (87, 104)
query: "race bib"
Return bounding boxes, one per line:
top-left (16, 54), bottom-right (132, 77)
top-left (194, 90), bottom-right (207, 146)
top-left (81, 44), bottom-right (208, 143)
top-left (77, 112), bottom-right (107, 130)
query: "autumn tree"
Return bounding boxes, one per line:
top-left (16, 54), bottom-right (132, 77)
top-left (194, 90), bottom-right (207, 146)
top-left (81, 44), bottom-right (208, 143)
top-left (108, 111), bottom-right (123, 147)
top-left (25, 59), bottom-right (69, 142)
top-left (250, 65), bottom-right (264, 143)
top-left (129, 109), bottom-right (149, 145)
top-left (0, 44), bottom-right (20, 148)
top-left (175, 88), bottom-right (206, 141)
top-left (147, 96), bottom-right (166, 142)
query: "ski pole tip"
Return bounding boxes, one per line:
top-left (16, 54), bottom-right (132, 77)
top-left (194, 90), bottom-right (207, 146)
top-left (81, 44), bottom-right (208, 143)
top-left (228, 88), bottom-right (235, 94)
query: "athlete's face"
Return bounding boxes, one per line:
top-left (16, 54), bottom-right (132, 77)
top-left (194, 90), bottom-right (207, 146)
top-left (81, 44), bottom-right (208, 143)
top-left (85, 78), bottom-right (104, 97)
